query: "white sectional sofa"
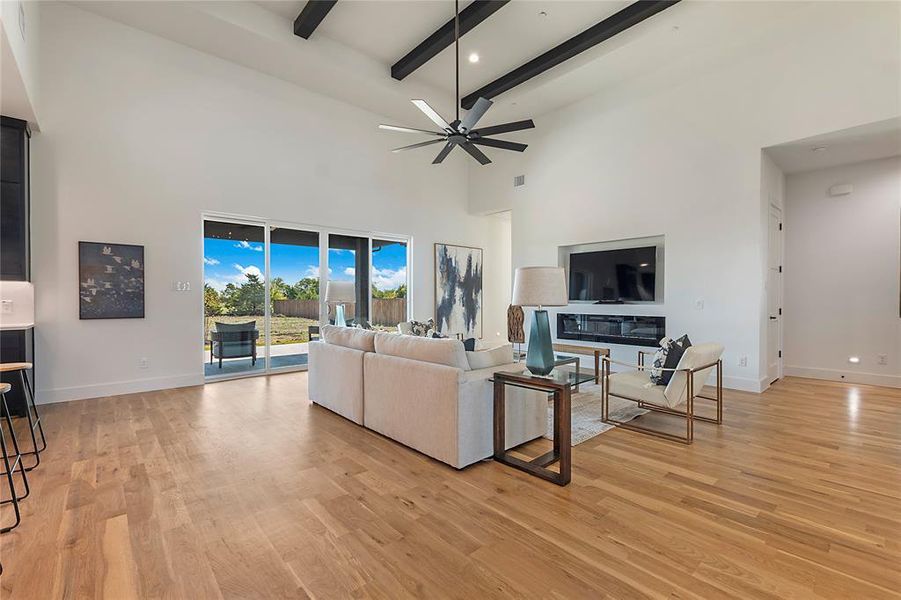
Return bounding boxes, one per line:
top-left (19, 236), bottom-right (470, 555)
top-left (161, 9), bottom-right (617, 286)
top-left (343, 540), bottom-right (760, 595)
top-left (308, 325), bottom-right (547, 469)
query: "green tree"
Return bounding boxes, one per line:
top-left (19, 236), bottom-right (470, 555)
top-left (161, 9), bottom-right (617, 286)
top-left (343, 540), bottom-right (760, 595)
top-left (371, 284), bottom-right (406, 299)
top-left (204, 284), bottom-right (225, 316)
top-left (225, 273), bottom-right (265, 315)
top-left (290, 277), bottom-right (320, 300)
top-left (270, 277), bottom-right (289, 301)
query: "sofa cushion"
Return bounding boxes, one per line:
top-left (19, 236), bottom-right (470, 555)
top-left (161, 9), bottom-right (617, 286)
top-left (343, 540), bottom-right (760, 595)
top-left (321, 324), bottom-right (376, 353)
top-left (466, 344), bottom-right (514, 370)
top-left (609, 370), bottom-right (669, 407)
top-left (374, 332), bottom-right (470, 371)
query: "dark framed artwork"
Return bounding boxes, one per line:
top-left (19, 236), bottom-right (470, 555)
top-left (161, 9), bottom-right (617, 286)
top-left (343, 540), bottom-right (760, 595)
top-left (79, 241), bottom-right (145, 319)
top-left (434, 243), bottom-right (483, 338)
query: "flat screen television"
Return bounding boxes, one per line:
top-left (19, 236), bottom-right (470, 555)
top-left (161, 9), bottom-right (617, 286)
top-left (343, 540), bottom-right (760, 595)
top-left (568, 246), bottom-right (657, 302)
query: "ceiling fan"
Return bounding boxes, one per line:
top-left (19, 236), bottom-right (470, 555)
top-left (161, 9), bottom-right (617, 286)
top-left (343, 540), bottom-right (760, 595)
top-left (379, 0), bottom-right (535, 165)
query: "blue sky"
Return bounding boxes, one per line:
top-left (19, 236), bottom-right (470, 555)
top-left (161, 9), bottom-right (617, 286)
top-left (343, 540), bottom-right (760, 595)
top-left (203, 237), bottom-right (407, 291)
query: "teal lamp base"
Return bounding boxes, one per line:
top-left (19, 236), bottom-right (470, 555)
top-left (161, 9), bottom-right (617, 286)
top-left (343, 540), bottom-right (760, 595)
top-left (334, 304), bottom-right (347, 327)
top-left (525, 310), bottom-right (555, 376)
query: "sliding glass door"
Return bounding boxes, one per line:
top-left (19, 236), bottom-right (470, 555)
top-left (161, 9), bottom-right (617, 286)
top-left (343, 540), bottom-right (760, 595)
top-left (269, 225), bottom-right (320, 371)
top-left (203, 219), bottom-right (267, 377)
top-left (202, 216), bottom-right (411, 380)
top-left (371, 238), bottom-right (409, 332)
top-left (327, 234), bottom-right (369, 325)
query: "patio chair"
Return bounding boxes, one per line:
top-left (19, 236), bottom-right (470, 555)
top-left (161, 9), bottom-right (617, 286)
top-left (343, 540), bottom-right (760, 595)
top-left (601, 343), bottom-right (724, 444)
top-left (210, 321), bottom-right (260, 368)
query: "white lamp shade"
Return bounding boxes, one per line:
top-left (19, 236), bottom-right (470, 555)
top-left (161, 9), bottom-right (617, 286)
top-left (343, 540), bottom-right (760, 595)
top-left (511, 267), bottom-right (568, 307)
top-left (325, 280), bottom-right (355, 304)
top-left (0, 281), bottom-right (35, 329)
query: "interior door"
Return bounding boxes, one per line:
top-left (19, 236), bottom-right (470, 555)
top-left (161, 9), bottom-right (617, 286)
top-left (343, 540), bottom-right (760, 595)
top-left (767, 205), bottom-right (783, 383)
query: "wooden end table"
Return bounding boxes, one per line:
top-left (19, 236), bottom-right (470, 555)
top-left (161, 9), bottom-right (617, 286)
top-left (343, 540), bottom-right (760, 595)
top-left (492, 369), bottom-right (595, 486)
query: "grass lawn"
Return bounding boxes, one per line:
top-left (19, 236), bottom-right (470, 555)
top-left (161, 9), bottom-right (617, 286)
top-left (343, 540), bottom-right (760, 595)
top-left (205, 315), bottom-right (318, 346)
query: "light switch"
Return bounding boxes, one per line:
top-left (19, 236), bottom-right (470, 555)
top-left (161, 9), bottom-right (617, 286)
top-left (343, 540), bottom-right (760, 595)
top-left (1, 300), bottom-right (12, 314)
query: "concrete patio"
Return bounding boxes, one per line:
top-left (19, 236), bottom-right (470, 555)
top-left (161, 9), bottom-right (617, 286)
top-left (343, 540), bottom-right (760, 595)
top-left (204, 342), bottom-right (310, 378)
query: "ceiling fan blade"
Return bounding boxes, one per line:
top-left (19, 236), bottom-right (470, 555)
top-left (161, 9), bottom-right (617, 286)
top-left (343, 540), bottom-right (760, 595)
top-left (392, 139), bottom-right (445, 153)
top-left (412, 99), bottom-right (452, 132)
top-left (460, 142), bottom-right (492, 165)
top-left (432, 141), bottom-right (456, 164)
top-left (471, 119), bottom-right (535, 137)
top-left (459, 97), bottom-right (493, 133)
top-left (379, 124), bottom-right (445, 137)
top-left (470, 137), bottom-right (527, 152)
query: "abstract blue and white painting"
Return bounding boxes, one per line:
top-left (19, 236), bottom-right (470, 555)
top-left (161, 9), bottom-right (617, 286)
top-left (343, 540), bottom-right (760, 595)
top-left (435, 243), bottom-right (482, 339)
top-left (79, 242), bottom-right (145, 319)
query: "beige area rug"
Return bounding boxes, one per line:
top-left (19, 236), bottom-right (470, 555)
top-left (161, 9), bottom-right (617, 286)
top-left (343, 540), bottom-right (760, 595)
top-left (544, 382), bottom-right (648, 446)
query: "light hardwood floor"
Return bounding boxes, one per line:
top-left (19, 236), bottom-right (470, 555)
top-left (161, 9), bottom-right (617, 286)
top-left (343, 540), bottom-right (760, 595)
top-left (1, 374), bottom-right (899, 599)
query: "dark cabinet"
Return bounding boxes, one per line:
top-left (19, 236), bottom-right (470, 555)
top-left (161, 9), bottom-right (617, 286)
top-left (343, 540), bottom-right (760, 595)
top-left (0, 116), bottom-right (32, 415)
top-left (1, 116), bottom-right (30, 281)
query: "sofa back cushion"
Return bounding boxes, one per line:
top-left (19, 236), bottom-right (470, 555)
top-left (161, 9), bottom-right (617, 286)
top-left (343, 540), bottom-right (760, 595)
top-left (374, 332), bottom-right (470, 371)
top-left (466, 344), bottom-right (514, 370)
top-left (321, 324), bottom-right (377, 353)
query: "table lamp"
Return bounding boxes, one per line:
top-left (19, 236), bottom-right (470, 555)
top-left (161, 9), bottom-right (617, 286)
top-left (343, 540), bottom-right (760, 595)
top-left (325, 280), bottom-right (355, 327)
top-left (511, 267), bottom-right (567, 376)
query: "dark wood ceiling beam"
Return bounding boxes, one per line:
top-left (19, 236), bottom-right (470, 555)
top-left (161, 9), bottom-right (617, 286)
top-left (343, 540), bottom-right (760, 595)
top-left (294, 0), bottom-right (338, 39)
top-left (460, 0), bottom-right (680, 109)
top-left (391, 0), bottom-right (510, 81)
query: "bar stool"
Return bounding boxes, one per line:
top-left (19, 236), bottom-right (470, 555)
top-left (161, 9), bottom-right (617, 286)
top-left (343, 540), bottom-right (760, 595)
top-left (0, 362), bottom-right (46, 470)
top-left (0, 382), bottom-right (29, 533)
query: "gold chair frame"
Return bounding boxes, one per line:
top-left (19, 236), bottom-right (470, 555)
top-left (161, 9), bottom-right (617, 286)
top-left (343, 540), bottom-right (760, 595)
top-left (601, 351), bottom-right (723, 444)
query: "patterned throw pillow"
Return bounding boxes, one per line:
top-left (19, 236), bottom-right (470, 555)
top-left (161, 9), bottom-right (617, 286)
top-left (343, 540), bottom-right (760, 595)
top-left (659, 334), bottom-right (692, 386)
top-left (649, 337), bottom-right (674, 385)
top-left (408, 318), bottom-right (435, 337)
top-left (649, 335), bottom-right (693, 386)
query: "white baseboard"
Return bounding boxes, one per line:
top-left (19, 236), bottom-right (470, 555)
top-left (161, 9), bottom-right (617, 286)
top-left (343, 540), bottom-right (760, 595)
top-left (784, 365), bottom-right (901, 389)
top-left (722, 375), bottom-right (764, 393)
top-left (35, 373), bottom-right (204, 405)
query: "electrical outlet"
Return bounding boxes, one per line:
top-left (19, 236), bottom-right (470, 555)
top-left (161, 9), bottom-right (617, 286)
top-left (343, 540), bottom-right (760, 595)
top-left (877, 354), bottom-right (888, 365)
top-left (139, 358), bottom-right (149, 369)
top-left (0, 300), bottom-right (12, 314)
top-left (738, 356), bottom-right (748, 368)
top-left (695, 299), bottom-right (705, 311)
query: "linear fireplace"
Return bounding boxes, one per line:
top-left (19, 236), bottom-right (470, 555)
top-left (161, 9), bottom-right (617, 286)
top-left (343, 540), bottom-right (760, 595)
top-left (557, 313), bottom-right (665, 347)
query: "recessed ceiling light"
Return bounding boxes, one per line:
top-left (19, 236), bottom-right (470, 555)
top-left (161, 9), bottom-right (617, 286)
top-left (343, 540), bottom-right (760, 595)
top-left (639, 263), bottom-right (650, 267)
top-left (468, 52), bottom-right (479, 63)
top-left (811, 146), bottom-right (827, 152)
top-left (539, 10), bottom-right (548, 17)
top-left (848, 356), bottom-right (860, 364)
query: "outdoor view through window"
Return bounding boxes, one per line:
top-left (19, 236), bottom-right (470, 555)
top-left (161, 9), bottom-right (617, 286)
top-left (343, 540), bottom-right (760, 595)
top-left (203, 220), bottom-right (408, 378)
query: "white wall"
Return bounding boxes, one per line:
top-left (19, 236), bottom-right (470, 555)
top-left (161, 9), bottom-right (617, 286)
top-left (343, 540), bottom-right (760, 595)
top-left (783, 157), bottom-right (901, 388)
top-left (31, 3), bottom-right (510, 403)
top-left (469, 1), bottom-right (900, 391)
top-left (0, 0), bottom-right (40, 124)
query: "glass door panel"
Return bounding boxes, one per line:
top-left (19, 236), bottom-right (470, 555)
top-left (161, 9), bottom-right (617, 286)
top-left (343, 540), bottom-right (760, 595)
top-left (269, 226), bottom-right (320, 370)
top-left (371, 239), bottom-right (408, 332)
top-left (327, 234), bottom-right (370, 326)
top-left (203, 219), bottom-right (266, 377)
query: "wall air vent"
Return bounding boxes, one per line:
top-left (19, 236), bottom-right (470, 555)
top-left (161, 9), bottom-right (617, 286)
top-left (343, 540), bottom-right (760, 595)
top-left (513, 175), bottom-right (525, 187)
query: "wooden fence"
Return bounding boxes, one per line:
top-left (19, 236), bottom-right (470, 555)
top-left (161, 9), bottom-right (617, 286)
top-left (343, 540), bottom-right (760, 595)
top-left (273, 298), bottom-right (407, 326)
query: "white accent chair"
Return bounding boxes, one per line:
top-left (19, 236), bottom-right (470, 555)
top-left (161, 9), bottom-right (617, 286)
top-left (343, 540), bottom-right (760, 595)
top-left (601, 343), bottom-right (724, 444)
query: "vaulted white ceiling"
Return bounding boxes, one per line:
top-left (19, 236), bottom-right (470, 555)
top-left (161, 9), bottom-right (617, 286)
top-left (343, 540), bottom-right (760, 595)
top-left (73, 1), bottom-right (806, 127)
